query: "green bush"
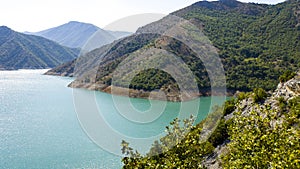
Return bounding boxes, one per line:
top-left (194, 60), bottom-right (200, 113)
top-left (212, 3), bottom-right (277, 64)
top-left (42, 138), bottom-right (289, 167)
top-left (121, 115), bottom-right (218, 168)
top-left (288, 96), bottom-right (300, 118)
top-left (252, 88), bottom-right (268, 103)
top-left (223, 99), bottom-right (236, 116)
top-left (236, 91), bottom-right (252, 101)
top-left (277, 97), bottom-right (287, 112)
top-left (222, 102), bottom-right (300, 168)
top-left (279, 70), bottom-right (296, 83)
top-left (208, 119), bottom-right (229, 147)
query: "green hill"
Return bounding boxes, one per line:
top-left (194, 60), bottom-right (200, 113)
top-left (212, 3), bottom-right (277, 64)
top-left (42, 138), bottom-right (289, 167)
top-left (0, 26), bottom-right (78, 70)
top-left (176, 0), bottom-right (300, 91)
top-left (47, 0), bottom-right (300, 100)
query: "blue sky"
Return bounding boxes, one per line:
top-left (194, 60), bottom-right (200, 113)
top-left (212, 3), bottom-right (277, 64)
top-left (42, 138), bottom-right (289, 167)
top-left (0, 0), bottom-right (285, 32)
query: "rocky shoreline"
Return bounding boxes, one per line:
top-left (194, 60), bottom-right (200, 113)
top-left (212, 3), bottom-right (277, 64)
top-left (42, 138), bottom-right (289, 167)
top-left (68, 80), bottom-right (235, 102)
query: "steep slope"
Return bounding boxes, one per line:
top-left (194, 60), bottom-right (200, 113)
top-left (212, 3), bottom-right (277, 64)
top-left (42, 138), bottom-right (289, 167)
top-left (202, 71), bottom-right (300, 168)
top-left (0, 26), bottom-right (78, 70)
top-left (121, 72), bottom-right (300, 168)
top-left (45, 32), bottom-right (159, 75)
top-left (27, 21), bottom-right (116, 49)
top-left (175, 0), bottom-right (300, 91)
top-left (47, 0), bottom-right (300, 101)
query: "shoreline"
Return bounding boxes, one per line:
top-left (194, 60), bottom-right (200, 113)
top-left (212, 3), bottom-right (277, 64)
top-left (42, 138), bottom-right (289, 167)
top-left (68, 81), bottom-right (235, 102)
top-left (0, 68), bottom-right (51, 71)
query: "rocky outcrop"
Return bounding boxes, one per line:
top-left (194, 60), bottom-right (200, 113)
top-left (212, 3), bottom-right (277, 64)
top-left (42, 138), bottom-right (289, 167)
top-left (203, 71), bottom-right (300, 168)
top-left (274, 73), bottom-right (300, 99)
top-left (234, 72), bottom-right (300, 116)
top-left (44, 60), bottom-right (76, 77)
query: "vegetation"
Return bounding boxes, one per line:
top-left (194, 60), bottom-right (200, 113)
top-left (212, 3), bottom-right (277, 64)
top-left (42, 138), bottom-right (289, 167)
top-left (223, 99), bottom-right (236, 116)
top-left (252, 88), bottom-right (268, 103)
top-left (222, 98), bottom-right (300, 168)
top-left (51, 0), bottom-right (300, 96)
top-left (177, 0), bottom-right (300, 92)
top-left (129, 69), bottom-right (177, 91)
top-left (121, 116), bottom-right (217, 168)
top-left (0, 26), bottom-right (78, 70)
top-left (279, 70), bottom-right (297, 82)
top-left (121, 104), bottom-right (234, 168)
top-left (121, 89), bottom-right (300, 168)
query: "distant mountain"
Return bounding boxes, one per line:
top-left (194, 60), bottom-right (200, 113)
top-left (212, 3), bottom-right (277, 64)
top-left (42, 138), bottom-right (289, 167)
top-left (27, 21), bottom-right (132, 49)
top-left (0, 26), bottom-right (78, 70)
top-left (106, 30), bottom-right (133, 39)
top-left (46, 0), bottom-right (300, 101)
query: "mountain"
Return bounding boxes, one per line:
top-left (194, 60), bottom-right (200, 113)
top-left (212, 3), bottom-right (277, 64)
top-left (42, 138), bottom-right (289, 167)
top-left (106, 30), bottom-right (133, 39)
top-left (0, 26), bottom-right (78, 70)
top-left (27, 21), bottom-right (117, 49)
top-left (46, 0), bottom-right (300, 101)
top-left (122, 71), bottom-right (300, 168)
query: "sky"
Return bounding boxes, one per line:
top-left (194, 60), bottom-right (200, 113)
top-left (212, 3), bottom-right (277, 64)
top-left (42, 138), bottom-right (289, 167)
top-left (0, 0), bottom-right (286, 32)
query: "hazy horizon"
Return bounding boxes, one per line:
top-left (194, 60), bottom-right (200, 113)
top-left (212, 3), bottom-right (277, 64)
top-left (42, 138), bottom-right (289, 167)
top-left (1, 0), bottom-right (285, 32)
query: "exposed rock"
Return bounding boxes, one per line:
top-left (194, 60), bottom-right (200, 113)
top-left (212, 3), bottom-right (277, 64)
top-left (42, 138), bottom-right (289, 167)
top-left (204, 71), bottom-right (300, 168)
top-left (202, 141), bottom-right (229, 169)
top-left (273, 77), bottom-right (300, 100)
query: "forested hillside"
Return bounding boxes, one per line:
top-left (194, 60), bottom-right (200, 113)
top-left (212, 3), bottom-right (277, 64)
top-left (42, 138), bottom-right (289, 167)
top-left (0, 26), bottom-right (78, 70)
top-left (175, 0), bottom-right (300, 91)
top-left (47, 0), bottom-right (300, 100)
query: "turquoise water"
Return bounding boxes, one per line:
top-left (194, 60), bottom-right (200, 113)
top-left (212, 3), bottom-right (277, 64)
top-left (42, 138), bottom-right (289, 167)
top-left (0, 70), bottom-right (225, 169)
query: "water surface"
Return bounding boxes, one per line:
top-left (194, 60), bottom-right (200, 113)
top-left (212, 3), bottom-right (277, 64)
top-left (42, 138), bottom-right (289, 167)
top-left (0, 70), bottom-right (225, 168)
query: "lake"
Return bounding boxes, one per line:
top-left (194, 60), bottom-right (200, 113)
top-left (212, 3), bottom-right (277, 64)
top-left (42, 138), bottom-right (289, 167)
top-left (0, 69), bottom-right (226, 169)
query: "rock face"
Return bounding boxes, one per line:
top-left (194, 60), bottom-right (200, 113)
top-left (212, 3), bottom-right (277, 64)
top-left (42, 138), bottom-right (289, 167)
top-left (236, 72), bottom-right (300, 117)
top-left (274, 73), bottom-right (300, 99)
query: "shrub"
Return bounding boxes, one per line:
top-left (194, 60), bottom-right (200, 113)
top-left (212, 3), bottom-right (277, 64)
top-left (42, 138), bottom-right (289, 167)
top-left (277, 96), bottom-right (287, 111)
top-left (222, 104), bottom-right (300, 168)
top-left (252, 88), bottom-right (268, 103)
top-left (208, 119), bottom-right (229, 147)
top-left (236, 92), bottom-right (249, 101)
top-left (223, 99), bottom-right (236, 116)
top-left (279, 70), bottom-right (296, 83)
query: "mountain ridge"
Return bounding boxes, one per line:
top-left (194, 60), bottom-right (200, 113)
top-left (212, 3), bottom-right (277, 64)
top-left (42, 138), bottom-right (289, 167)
top-left (0, 26), bottom-right (78, 70)
top-left (26, 21), bottom-right (115, 49)
top-left (46, 0), bottom-right (300, 101)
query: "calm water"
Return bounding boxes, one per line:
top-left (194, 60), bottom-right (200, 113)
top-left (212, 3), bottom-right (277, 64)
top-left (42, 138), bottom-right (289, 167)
top-left (0, 70), bottom-right (225, 169)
